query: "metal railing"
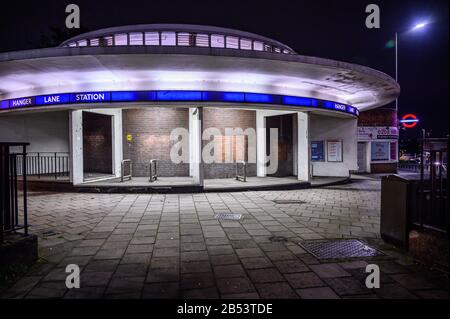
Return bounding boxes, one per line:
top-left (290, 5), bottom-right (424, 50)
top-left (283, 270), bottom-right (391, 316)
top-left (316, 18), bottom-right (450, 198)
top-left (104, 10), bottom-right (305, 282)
top-left (121, 159), bottom-right (132, 182)
top-left (15, 152), bottom-right (70, 179)
top-left (235, 161), bottom-right (247, 182)
top-left (398, 162), bottom-right (431, 172)
top-left (1, 143), bottom-right (29, 244)
top-left (149, 159), bottom-right (158, 182)
top-left (411, 143), bottom-right (448, 234)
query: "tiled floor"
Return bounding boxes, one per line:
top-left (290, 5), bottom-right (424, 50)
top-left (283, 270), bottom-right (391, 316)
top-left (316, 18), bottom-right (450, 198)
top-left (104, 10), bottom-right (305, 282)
top-left (1, 177), bottom-right (448, 299)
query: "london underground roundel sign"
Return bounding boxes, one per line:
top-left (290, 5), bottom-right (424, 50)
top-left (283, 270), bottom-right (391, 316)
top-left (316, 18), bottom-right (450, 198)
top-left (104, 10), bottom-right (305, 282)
top-left (400, 114), bottom-right (419, 129)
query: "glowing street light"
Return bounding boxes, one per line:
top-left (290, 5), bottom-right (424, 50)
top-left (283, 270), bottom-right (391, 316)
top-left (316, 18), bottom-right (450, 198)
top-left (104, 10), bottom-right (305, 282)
top-left (412, 22), bottom-right (428, 30)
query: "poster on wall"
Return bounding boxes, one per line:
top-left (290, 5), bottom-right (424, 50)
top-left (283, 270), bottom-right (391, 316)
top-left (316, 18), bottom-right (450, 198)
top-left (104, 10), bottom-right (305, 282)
top-left (371, 141), bottom-right (390, 161)
top-left (327, 140), bottom-right (343, 162)
top-left (311, 141), bottom-right (325, 161)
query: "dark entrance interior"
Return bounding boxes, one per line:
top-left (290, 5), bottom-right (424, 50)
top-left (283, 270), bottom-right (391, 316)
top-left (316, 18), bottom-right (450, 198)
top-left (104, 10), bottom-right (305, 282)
top-left (82, 111), bottom-right (113, 177)
top-left (266, 114), bottom-right (294, 177)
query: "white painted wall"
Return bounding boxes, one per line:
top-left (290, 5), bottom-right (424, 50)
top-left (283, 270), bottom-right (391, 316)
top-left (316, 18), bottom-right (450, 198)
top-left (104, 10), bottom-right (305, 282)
top-left (0, 111), bottom-right (69, 152)
top-left (309, 114), bottom-right (358, 177)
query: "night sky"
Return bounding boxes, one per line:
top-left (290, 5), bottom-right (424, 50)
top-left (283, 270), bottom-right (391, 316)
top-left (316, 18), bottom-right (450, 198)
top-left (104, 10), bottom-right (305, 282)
top-left (1, 0), bottom-right (448, 137)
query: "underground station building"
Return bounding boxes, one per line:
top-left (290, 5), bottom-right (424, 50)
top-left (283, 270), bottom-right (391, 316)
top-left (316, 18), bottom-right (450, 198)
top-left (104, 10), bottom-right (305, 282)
top-left (0, 24), bottom-right (400, 191)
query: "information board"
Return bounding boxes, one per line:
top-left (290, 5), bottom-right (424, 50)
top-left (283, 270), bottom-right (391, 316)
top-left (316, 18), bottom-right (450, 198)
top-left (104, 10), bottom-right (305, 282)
top-left (327, 140), bottom-right (343, 162)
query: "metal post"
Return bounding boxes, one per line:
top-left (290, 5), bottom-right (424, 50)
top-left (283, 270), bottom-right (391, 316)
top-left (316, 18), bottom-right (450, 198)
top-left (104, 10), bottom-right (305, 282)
top-left (54, 152), bottom-right (57, 180)
top-left (37, 152), bottom-right (40, 178)
top-left (23, 145), bottom-right (28, 236)
top-left (420, 129), bottom-right (425, 181)
top-left (0, 145), bottom-right (4, 243)
top-left (395, 31), bottom-right (398, 113)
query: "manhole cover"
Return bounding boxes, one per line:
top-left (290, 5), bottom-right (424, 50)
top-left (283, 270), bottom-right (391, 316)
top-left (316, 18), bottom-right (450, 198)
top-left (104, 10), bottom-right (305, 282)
top-left (215, 213), bottom-right (242, 220)
top-left (299, 239), bottom-right (383, 260)
top-left (273, 200), bottom-right (306, 204)
top-left (269, 236), bottom-right (288, 243)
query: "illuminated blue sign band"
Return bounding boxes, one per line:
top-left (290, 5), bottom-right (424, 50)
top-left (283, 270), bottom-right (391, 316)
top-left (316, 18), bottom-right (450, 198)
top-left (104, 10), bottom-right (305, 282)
top-left (10, 97), bottom-right (34, 108)
top-left (0, 90), bottom-right (359, 116)
top-left (70, 92), bottom-right (111, 103)
top-left (36, 94), bottom-right (70, 105)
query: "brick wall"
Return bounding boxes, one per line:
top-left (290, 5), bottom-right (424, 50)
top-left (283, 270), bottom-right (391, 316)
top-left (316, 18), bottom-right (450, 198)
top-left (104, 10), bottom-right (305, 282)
top-left (202, 108), bottom-right (257, 179)
top-left (358, 108), bottom-right (397, 127)
top-left (122, 108), bottom-right (189, 177)
top-left (371, 163), bottom-right (397, 173)
top-left (83, 112), bottom-right (112, 174)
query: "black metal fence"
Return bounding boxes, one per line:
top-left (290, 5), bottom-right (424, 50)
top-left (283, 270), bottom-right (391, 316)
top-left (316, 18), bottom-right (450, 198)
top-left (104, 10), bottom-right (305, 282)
top-left (398, 162), bottom-right (431, 173)
top-left (15, 152), bottom-right (69, 179)
top-left (0, 143), bottom-right (29, 243)
top-left (410, 139), bottom-right (448, 234)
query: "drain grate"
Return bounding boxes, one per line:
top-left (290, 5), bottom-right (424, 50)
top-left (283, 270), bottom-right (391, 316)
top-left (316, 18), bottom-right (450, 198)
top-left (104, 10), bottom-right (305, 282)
top-left (269, 236), bottom-right (288, 243)
top-left (272, 200), bottom-right (306, 204)
top-left (215, 213), bottom-right (242, 220)
top-left (41, 230), bottom-right (61, 238)
top-left (299, 239), bottom-right (383, 260)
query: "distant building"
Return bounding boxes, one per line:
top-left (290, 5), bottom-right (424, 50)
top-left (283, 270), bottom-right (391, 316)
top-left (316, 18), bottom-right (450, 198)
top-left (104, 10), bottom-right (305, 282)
top-left (357, 105), bottom-right (398, 173)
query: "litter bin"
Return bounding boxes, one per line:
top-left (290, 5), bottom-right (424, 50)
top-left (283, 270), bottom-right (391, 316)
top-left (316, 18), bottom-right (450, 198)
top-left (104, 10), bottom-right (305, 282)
top-left (380, 174), bottom-right (413, 248)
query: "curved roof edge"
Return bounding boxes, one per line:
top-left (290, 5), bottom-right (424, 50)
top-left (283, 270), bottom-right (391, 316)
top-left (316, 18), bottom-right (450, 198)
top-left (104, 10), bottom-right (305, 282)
top-left (59, 23), bottom-right (296, 53)
top-left (0, 45), bottom-right (398, 86)
top-left (0, 46), bottom-right (400, 110)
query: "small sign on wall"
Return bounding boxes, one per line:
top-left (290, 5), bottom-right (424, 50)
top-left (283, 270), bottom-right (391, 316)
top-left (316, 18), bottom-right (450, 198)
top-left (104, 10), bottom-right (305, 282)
top-left (311, 141), bottom-right (325, 161)
top-left (327, 140), bottom-right (343, 162)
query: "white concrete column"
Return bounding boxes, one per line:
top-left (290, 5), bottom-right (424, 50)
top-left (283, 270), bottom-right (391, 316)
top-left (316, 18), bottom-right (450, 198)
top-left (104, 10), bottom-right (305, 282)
top-left (69, 110), bottom-right (83, 185)
top-left (297, 111), bottom-right (310, 181)
top-left (109, 109), bottom-right (123, 178)
top-left (189, 107), bottom-right (203, 185)
top-left (256, 110), bottom-right (266, 177)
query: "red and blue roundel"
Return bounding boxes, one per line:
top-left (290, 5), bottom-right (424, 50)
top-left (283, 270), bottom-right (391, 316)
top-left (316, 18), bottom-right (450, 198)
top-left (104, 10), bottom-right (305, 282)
top-left (400, 114), bottom-right (419, 128)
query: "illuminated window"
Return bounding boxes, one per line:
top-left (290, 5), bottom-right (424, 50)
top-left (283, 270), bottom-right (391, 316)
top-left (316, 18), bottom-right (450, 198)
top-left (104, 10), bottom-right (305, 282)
top-left (99, 36), bottom-right (113, 46)
top-left (240, 38), bottom-right (252, 50)
top-left (89, 38), bottom-right (99, 46)
top-left (68, 42), bottom-right (77, 47)
top-left (145, 32), bottom-right (160, 45)
top-left (211, 34), bottom-right (225, 48)
top-left (195, 34), bottom-right (209, 47)
top-left (114, 34), bottom-right (128, 46)
top-left (226, 36), bottom-right (239, 49)
top-left (253, 41), bottom-right (263, 51)
top-left (129, 32), bottom-right (143, 45)
top-left (177, 32), bottom-right (191, 46)
top-left (161, 32), bottom-right (176, 46)
top-left (77, 39), bottom-right (87, 47)
top-left (264, 44), bottom-right (272, 52)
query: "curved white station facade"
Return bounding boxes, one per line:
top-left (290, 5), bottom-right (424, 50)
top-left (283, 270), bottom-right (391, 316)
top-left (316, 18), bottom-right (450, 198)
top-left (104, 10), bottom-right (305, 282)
top-left (0, 24), bottom-right (400, 188)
